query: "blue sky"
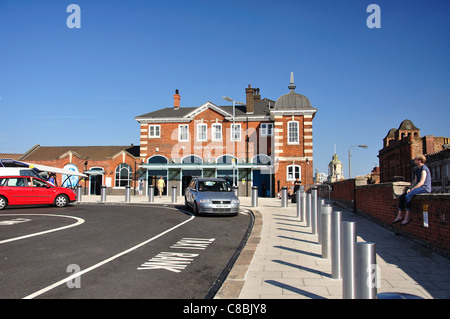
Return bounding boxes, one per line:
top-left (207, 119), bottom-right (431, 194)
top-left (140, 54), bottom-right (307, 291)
top-left (1, 0), bottom-right (449, 177)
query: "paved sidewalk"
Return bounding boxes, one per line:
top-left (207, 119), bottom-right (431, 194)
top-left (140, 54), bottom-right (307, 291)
top-left (78, 194), bottom-right (450, 299)
top-left (217, 197), bottom-right (450, 299)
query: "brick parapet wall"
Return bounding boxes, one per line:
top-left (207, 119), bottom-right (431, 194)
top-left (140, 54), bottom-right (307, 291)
top-left (321, 181), bottom-right (450, 257)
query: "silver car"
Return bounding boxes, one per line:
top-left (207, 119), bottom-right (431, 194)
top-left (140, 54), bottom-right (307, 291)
top-left (184, 178), bottom-right (239, 216)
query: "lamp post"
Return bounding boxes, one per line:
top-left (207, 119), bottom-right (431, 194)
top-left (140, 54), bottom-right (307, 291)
top-left (222, 96), bottom-right (244, 187)
top-left (348, 145), bottom-right (368, 179)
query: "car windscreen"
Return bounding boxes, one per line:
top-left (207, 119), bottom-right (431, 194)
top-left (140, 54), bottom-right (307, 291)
top-left (198, 181), bottom-right (231, 192)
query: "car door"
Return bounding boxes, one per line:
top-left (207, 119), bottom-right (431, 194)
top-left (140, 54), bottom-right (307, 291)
top-left (4, 177), bottom-right (33, 205)
top-left (187, 179), bottom-right (195, 205)
top-left (30, 178), bottom-right (53, 204)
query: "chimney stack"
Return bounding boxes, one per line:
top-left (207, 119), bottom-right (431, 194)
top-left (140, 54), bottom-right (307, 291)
top-left (245, 85), bottom-right (255, 114)
top-left (174, 89), bottom-right (180, 109)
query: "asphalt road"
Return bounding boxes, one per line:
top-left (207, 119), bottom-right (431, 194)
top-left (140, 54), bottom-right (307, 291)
top-left (0, 203), bottom-right (252, 299)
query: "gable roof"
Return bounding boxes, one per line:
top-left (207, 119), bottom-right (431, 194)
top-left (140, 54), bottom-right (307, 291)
top-left (20, 145), bottom-right (140, 161)
top-left (135, 98), bottom-right (275, 123)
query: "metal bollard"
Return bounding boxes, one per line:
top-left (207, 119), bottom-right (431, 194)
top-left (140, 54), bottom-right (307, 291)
top-left (251, 186), bottom-right (258, 207)
top-left (342, 221), bottom-right (357, 299)
top-left (321, 204), bottom-right (332, 259)
top-left (101, 185), bottom-right (106, 202)
top-left (300, 191), bottom-right (306, 222)
top-left (233, 185), bottom-right (239, 198)
top-left (171, 185), bottom-right (177, 203)
top-left (296, 191), bottom-right (301, 220)
top-left (311, 188), bottom-right (318, 235)
top-left (306, 192), bottom-right (311, 227)
top-left (331, 210), bottom-right (342, 279)
top-left (148, 185), bottom-right (154, 203)
top-left (281, 186), bottom-right (288, 207)
top-left (76, 185), bottom-right (82, 202)
top-left (355, 242), bottom-right (377, 299)
top-left (125, 185), bottom-right (131, 202)
top-left (318, 199), bottom-right (325, 244)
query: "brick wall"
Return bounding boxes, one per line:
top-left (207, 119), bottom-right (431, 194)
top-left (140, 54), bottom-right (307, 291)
top-left (322, 180), bottom-right (450, 256)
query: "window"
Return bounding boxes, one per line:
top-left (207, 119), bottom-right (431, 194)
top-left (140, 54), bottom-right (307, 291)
top-left (32, 178), bottom-right (47, 187)
top-left (179, 125), bottom-right (189, 142)
top-left (288, 121), bottom-right (299, 144)
top-left (260, 123), bottom-right (273, 136)
top-left (287, 165), bottom-right (301, 181)
top-left (231, 124), bottom-right (241, 141)
top-left (197, 123), bottom-right (207, 142)
top-left (4, 177), bottom-right (29, 187)
top-left (212, 123), bottom-right (222, 141)
top-left (115, 163), bottom-right (132, 187)
top-left (148, 125), bottom-right (161, 138)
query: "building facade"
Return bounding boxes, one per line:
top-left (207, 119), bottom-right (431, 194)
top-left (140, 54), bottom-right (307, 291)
top-left (378, 119), bottom-right (449, 185)
top-left (136, 73), bottom-right (318, 197)
top-left (18, 144), bottom-right (141, 195)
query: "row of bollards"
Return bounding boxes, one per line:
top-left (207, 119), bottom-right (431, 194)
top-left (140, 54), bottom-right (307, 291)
top-left (77, 184), bottom-right (176, 203)
top-left (294, 188), bottom-right (378, 299)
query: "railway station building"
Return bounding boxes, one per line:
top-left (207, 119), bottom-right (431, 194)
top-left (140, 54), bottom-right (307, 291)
top-left (15, 74), bottom-right (318, 197)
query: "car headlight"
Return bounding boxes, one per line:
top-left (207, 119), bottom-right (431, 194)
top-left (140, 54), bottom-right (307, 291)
top-left (231, 199), bottom-right (240, 204)
top-left (199, 198), bottom-right (212, 204)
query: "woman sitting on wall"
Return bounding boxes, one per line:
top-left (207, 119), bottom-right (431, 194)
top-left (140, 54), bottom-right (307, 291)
top-left (393, 154), bottom-right (432, 225)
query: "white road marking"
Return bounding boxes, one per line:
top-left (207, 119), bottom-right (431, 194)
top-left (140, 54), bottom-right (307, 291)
top-left (23, 211), bottom-right (195, 299)
top-left (0, 214), bottom-right (85, 245)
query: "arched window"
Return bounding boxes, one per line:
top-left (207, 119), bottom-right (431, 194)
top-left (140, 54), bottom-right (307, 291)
top-left (115, 163), bottom-right (132, 187)
top-left (217, 155), bottom-right (238, 185)
top-left (252, 154), bottom-right (272, 165)
top-left (182, 155), bottom-right (202, 164)
top-left (148, 155), bottom-right (168, 164)
top-left (216, 155), bottom-right (237, 164)
top-left (62, 163), bottom-right (79, 188)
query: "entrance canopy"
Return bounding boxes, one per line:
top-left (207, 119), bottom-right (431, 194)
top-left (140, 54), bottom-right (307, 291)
top-left (139, 163), bottom-right (274, 170)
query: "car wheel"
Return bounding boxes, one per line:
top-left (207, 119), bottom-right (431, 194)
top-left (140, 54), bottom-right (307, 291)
top-left (192, 201), bottom-right (198, 215)
top-left (54, 194), bottom-right (68, 208)
top-left (184, 196), bottom-right (190, 211)
top-left (0, 196), bottom-right (8, 210)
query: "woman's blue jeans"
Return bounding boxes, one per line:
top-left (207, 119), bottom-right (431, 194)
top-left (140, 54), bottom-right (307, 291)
top-left (398, 187), bottom-right (428, 210)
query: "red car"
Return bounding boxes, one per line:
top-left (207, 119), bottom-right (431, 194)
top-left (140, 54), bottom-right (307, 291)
top-left (0, 176), bottom-right (76, 210)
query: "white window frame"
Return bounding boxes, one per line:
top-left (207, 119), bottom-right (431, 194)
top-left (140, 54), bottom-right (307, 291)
top-left (148, 125), bottom-right (161, 138)
top-left (197, 123), bottom-right (207, 142)
top-left (231, 123), bottom-right (241, 141)
top-left (287, 165), bottom-right (301, 181)
top-left (287, 121), bottom-right (299, 144)
top-left (211, 123), bottom-right (222, 141)
top-left (178, 124), bottom-right (189, 142)
top-left (260, 123), bottom-right (273, 136)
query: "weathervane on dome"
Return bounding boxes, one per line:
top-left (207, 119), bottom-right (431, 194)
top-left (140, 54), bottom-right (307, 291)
top-left (288, 72), bottom-right (296, 91)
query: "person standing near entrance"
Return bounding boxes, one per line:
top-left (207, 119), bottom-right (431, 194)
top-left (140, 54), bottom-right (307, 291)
top-left (138, 180), bottom-right (144, 197)
top-left (157, 176), bottom-right (165, 198)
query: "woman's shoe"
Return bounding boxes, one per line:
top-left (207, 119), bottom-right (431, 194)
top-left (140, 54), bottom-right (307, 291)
top-left (401, 219), bottom-right (412, 225)
top-left (393, 218), bottom-right (403, 224)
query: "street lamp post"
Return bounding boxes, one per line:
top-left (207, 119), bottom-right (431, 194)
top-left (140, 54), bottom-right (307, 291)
top-left (222, 96), bottom-right (244, 187)
top-left (348, 144), bottom-right (368, 179)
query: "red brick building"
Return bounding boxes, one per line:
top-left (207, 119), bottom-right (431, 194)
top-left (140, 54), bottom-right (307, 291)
top-left (136, 73), bottom-right (318, 197)
top-left (378, 119), bottom-right (449, 183)
top-left (12, 74), bottom-right (317, 197)
top-left (18, 144), bottom-right (141, 195)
